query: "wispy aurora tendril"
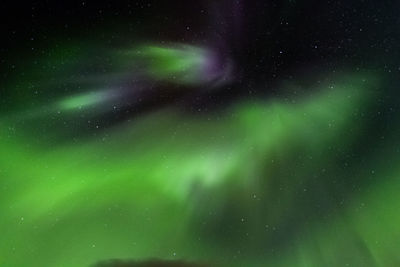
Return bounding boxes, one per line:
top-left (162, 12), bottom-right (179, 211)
top-left (123, 43), bottom-right (231, 85)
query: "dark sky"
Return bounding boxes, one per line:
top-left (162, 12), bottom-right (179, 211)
top-left (2, 0), bottom-right (399, 73)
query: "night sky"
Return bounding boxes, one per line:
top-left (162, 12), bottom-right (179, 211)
top-left (1, 1), bottom-right (400, 266)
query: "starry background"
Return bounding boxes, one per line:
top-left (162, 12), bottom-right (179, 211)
top-left (1, 1), bottom-right (400, 266)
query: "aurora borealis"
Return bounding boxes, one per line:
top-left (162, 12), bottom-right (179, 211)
top-left (1, 1), bottom-right (400, 266)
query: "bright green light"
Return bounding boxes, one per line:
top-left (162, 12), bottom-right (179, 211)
top-left (1, 73), bottom-right (389, 267)
top-left (58, 91), bottom-right (109, 111)
top-left (125, 44), bottom-right (212, 84)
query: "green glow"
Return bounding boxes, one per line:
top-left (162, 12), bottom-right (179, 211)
top-left (125, 44), bottom-right (211, 84)
top-left (2, 70), bottom-right (396, 266)
top-left (59, 91), bottom-right (109, 111)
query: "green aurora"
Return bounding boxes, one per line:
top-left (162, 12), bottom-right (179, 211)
top-left (1, 44), bottom-right (400, 266)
